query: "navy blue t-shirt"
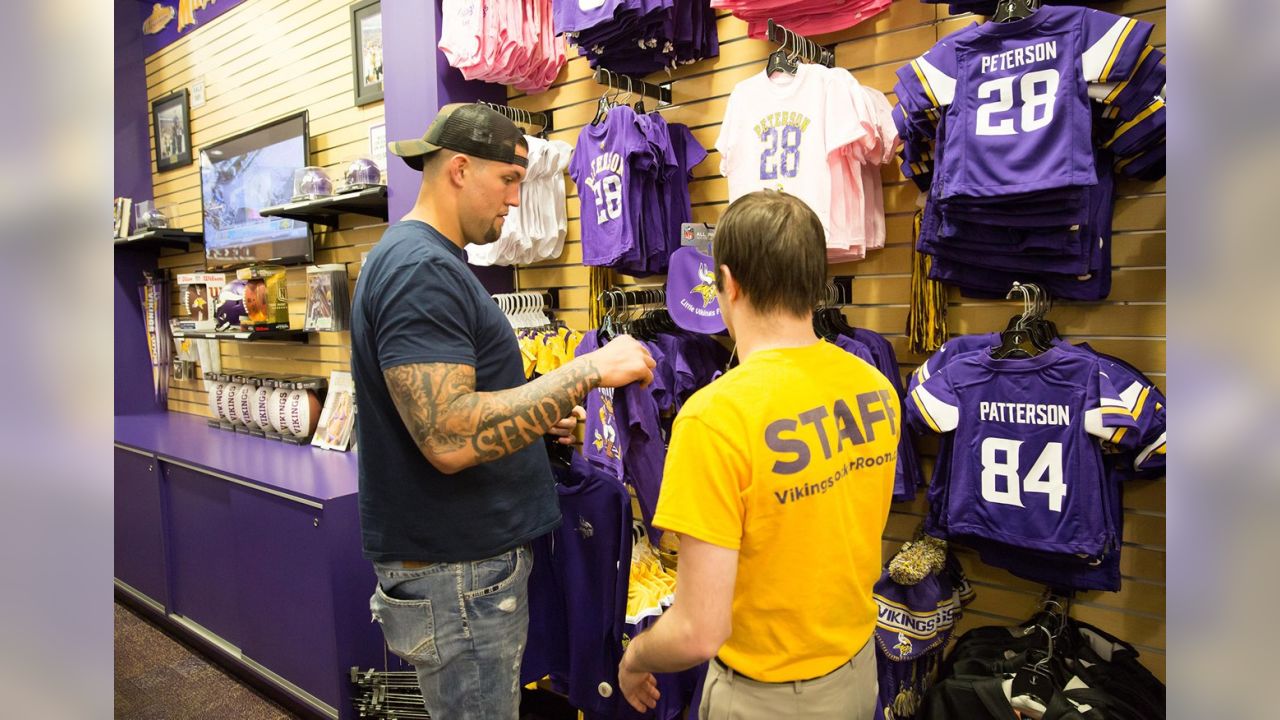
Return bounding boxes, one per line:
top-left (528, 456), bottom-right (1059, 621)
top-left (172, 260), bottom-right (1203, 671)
top-left (351, 221), bottom-right (560, 562)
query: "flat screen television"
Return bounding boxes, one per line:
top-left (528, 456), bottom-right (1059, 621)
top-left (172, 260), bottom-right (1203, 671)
top-left (199, 111), bottom-right (312, 270)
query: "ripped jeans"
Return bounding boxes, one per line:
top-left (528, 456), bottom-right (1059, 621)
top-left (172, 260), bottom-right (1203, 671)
top-left (370, 545), bottom-right (532, 720)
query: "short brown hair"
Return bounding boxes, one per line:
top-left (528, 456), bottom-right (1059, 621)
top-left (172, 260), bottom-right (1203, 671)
top-left (713, 190), bottom-right (827, 317)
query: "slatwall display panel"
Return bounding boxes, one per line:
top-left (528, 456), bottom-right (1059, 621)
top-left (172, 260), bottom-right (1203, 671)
top-left (509, 0), bottom-right (1166, 680)
top-left (143, 0), bottom-right (385, 419)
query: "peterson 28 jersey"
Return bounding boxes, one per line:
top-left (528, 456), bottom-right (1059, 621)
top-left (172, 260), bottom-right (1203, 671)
top-left (908, 345), bottom-right (1138, 558)
top-left (901, 6), bottom-right (1153, 198)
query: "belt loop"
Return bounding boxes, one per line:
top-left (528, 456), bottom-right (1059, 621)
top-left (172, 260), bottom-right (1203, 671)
top-left (793, 679), bottom-right (803, 694)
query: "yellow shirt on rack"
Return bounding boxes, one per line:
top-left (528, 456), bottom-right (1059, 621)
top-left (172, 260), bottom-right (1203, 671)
top-left (653, 341), bottom-right (898, 682)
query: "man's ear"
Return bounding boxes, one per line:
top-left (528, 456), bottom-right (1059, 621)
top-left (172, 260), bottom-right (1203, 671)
top-left (441, 152), bottom-right (468, 186)
top-left (718, 265), bottom-right (739, 302)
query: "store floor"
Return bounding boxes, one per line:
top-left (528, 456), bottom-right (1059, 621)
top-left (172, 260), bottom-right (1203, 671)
top-left (115, 602), bottom-right (301, 719)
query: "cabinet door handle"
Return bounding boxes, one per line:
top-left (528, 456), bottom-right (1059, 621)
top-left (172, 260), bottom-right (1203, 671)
top-left (147, 464), bottom-right (154, 473)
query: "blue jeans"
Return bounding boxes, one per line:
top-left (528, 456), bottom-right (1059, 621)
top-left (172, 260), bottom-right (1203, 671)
top-left (370, 545), bottom-right (532, 720)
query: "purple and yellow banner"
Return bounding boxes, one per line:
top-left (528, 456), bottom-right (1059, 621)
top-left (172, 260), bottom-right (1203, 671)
top-left (140, 0), bottom-right (248, 56)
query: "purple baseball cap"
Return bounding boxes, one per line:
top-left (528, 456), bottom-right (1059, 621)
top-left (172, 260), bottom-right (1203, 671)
top-left (665, 245), bottom-right (725, 334)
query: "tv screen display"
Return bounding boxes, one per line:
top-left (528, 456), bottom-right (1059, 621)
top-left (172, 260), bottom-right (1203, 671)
top-left (200, 112), bottom-right (312, 270)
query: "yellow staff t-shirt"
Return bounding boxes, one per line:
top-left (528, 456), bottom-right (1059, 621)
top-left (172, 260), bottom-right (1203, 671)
top-left (653, 340), bottom-right (898, 682)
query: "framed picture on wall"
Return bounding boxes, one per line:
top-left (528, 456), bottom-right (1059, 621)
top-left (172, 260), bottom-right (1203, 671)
top-left (152, 88), bottom-right (193, 172)
top-left (349, 0), bottom-right (383, 107)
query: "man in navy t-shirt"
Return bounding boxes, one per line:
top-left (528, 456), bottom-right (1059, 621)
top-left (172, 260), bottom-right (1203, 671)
top-left (352, 104), bottom-right (655, 720)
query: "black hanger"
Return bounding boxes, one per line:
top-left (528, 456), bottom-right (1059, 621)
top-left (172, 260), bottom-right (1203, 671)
top-left (993, 0), bottom-right (1041, 23)
top-left (766, 28), bottom-right (800, 76)
top-left (546, 436), bottom-right (576, 468)
top-left (628, 77), bottom-right (647, 115)
top-left (992, 283), bottom-right (1050, 359)
top-left (591, 73), bottom-right (617, 127)
top-left (1009, 627), bottom-right (1059, 707)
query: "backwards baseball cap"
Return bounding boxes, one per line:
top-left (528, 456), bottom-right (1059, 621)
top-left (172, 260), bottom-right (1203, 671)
top-left (388, 103), bottom-right (528, 172)
top-left (666, 245), bottom-right (726, 334)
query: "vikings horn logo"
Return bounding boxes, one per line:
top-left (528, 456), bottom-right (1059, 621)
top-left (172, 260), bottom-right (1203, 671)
top-left (894, 632), bottom-right (913, 657)
top-left (691, 263), bottom-right (717, 307)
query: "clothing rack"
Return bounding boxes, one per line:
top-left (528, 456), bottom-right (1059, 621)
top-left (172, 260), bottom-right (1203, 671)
top-left (492, 289), bottom-right (560, 329)
top-left (478, 101), bottom-right (553, 135)
top-left (819, 275), bottom-right (855, 307)
top-left (598, 286), bottom-right (667, 311)
top-left (593, 67), bottom-right (673, 107)
top-left (765, 18), bottom-right (837, 67)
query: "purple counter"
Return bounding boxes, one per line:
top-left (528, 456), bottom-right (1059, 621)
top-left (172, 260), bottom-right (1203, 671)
top-left (114, 412), bottom-right (359, 502)
top-left (114, 412), bottom-right (384, 719)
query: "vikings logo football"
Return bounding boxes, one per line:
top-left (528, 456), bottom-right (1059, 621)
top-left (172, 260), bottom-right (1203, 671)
top-left (690, 263), bottom-right (717, 307)
top-left (893, 632), bottom-right (913, 657)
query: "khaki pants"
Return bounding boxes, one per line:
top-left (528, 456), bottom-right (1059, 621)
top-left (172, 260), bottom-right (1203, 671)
top-left (698, 639), bottom-right (877, 720)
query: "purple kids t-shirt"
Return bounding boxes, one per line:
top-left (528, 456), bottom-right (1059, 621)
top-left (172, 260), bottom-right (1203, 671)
top-left (572, 106), bottom-right (654, 268)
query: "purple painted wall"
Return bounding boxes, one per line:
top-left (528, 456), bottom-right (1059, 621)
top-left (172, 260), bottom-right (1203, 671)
top-left (116, 0), bottom-right (165, 416)
top-left (117, 0), bottom-right (152, 206)
top-left (383, 0), bottom-right (513, 293)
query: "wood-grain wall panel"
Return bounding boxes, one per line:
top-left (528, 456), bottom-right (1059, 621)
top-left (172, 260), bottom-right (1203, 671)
top-left (145, 0), bottom-right (383, 425)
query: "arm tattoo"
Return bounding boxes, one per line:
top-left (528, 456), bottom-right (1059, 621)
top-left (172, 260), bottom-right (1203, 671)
top-left (385, 359), bottom-right (601, 471)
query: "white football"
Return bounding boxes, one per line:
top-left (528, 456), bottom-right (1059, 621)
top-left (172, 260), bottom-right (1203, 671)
top-left (223, 383), bottom-right (243, 424)
top-left (253, 386), bottom-right (273, 430)
top-left (268, 388), bottom-right (291, 434)
top-left (207, 381), bottom-right (225, 419)
top-left (236, 384), bottom-right (255, 426)
top-left (285, 389), bottom-right (321, 438)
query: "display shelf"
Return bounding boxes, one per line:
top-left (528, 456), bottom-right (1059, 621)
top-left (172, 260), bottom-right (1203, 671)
top-left (172, 328), bottom-right (311, 343)
top-left (257, 186), bottom-right (388, 227)
top-left (114, 229), bottom-right (203, 251)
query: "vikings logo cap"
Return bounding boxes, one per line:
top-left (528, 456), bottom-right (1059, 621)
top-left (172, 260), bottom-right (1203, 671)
top-left (389, 103), bottom-right (528, 172)
top-left (666, 245), bottom-right (726, 334)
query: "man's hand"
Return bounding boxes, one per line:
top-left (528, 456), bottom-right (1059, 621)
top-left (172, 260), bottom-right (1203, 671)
top-left (546, 405), bottom-right (586, 445)
top-left (586, 334), bottom-right (656, 388)
top-left (618, 647), bottom-right (660, 712)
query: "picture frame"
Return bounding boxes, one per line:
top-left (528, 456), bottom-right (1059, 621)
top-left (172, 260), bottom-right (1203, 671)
top-left (349, 0), bottom-right (383, 107)
top-left (152, 88), bottom-right (193, 172)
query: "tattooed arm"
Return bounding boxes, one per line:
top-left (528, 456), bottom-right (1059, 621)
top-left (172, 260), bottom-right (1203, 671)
top-left (384, 336), bottom-right (655, 474)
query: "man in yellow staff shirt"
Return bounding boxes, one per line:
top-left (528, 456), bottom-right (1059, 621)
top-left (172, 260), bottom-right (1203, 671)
top-left (617, 190), bottom-right (898, 719)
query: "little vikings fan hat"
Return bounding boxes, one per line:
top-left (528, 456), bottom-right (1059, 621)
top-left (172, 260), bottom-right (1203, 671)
top-left (666, 245), bottom-right (726, 334)
top-left (389, 103), bottom-right (528, 172)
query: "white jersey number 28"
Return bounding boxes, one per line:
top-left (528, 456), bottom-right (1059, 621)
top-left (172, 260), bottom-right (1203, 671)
top-left (593, 174), bottom-right (623, 223)
top-left (980, 437), bottom-right (1066, 512)
top-left (975, 69), bottom-right (1060, 136)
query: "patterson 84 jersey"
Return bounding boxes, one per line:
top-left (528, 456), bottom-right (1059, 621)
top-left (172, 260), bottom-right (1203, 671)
top-left (901, 6), bottom-right (1152, 198)
top-left (908, 345), bottom-right (1137, 558)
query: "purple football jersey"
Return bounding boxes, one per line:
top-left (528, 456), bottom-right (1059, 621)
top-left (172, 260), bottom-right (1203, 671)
top-left (572, 107), bottom-right (654, 268)
top-left (921, 7), bottom-right (1153, 198)
top-left (908, 345), bottom-right (1137, 558)
top-left (924, 339), bottom-right (1165, 590)
top-left (942, 8), bottom-right (1152, 197)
